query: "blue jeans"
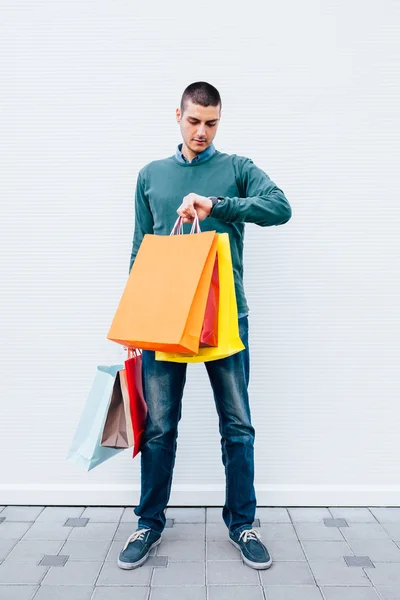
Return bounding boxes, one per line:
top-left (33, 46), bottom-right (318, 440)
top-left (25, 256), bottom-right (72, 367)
top-left (134, 316), bottom-right (256, 537)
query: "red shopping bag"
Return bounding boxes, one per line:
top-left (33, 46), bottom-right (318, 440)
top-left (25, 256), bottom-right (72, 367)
top-left (199, 254), bottom-right (219, 347)
top-left (124, 348), bottom-right (147, 458)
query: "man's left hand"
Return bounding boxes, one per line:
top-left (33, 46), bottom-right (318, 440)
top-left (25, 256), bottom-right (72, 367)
top-left (177, 193), bottom-right (213, 223)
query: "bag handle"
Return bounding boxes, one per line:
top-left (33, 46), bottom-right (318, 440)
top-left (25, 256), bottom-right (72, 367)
top-left (170, 216), bottom-right (184, 236)
top-left (170, 212), bottom-right (201, 235)
top-left (123, 346), bottom-right (142, 359)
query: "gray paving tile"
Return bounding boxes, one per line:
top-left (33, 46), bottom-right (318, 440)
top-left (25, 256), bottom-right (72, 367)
top-left (22, 523), bottom-right (72, 541)
top-left (39, 554), bottom-right (69, 566)
top-left (364, 563), bottom-right (400, 586)
top-left (376, 587), bottom-right (400, 599)
top-left (165, 507), bottom-right (206, 523)
top-left (288, 508), bottom-right (331, 522)
top-left (6, 540), bottom-right (64, 561)
top-left (67, 522), bottom-right (118, 541)
top-left (344, 555), bottom-right (375, 567)
top-left (93, 587), bottom-right (149, 600)
top-left (0, 507), bottom-right (44, 522)
top-left (259, 561), bottom-right (315, 585)
top-left (321, 587), bottom-right (380, 600)
top-left (262, 540), bottom-right (307, 561)
top-left (256, 507), bottom-right (291, 523)
top-left (370, 508), bottom-right (400, 523)
top-left (162, 523), bottom-right (205, 542)
top-left (207, 560), bottom-right (260, 585)
top-left (0, 522), bottom-right (33, 539)
top-left (120, 507), bottom-right (139, 523)
top-left (0, 560), bottom-right (49, 584)
top-left (159, 539), bottom-right (205, 561)
top-left (206, 523), bottom-right (229, 541)
top-left (301, 541), bottom-right (353, 562)
top-left (80, 507), bottom-right (124, 522)
top-left (105, 540), bottom-right (157, 563)
top-left (293, 523), bottom-right (344, 541)
top-left (264, 586), bottom-right (324, 599)
top-left (41, 560), bottom-right (102, 585)
top-left (259, 524), bottom-right (298, 541)
top-left (206, 540), bottom-right (240, 561)
top-left (308, 560), bottom-right (372, 586)
top-left (347, 539), bottom-right (400, 562)
top-left (114, 522), bottom-right (142, 542)
top-left (208, 586), bottom-right (263, 599)
top-left (33, 586), bottom-right (94, 599)
top-left (36, 507), bottom-right (85, 522)
top-left (165, 519), bottom-right (174, 528)
top-left (323, 518), bottom-right (349, 528)
top-left (152, 560), bottom-right (205, 586)
top-left (59, 539), bottom-right (112, 561)
top-left (150, 587), bottom-right (206, 600)
top-left (341, 523), bottom-right (391, 541)
top-left (381, 523), bottom-right (400, 541)
top-left (328, 508), bottom-right (376, 523)
top-left (0, 517), bottom-right (5, 524)
top-left (0, 539), bottom-right (19, 560)
top-left (64, 518), bottom-right (89, 527)
top-left (206, 508), bottom-right (224, 523)
top-left (147, 556), bottom-right (167, 567)
top-left (0, 585), bottom-right (39, 600)
top-left (96, 561), bottom-right (152, 585)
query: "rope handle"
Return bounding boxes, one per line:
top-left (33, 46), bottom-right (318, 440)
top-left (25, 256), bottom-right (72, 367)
top-left (123, 346), bottom-right (142, 359)
top-left (170, 212), bottom-right (201, 235)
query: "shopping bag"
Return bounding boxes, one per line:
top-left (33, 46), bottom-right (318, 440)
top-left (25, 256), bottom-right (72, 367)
top-left (66, 364), bottom-right (125, 471)
top-left (199, 254), bottom-right (219, 348)
top-left (100, 369), bottom-right (132, 449)
top-left (107, 215), bottom-right (218, 354)
top-left (124, 348), bottom-right (147, 458)
top-left (120, 368), bottom-right (134, 447)
top-left (155, 233), bottom-right (245, 363)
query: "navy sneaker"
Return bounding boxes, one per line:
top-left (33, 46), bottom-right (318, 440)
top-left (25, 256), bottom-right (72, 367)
top-left (229, 527), bottom-right (272, 569)
top-left (118, 527), bottom-right (162, 569)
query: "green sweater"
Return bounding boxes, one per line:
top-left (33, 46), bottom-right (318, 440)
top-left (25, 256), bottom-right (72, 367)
top-left (129, 150), bottom-right (292, 314)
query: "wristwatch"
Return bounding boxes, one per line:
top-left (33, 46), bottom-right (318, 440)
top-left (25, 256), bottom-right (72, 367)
top-left (209, 196), bottom-right (224, 212)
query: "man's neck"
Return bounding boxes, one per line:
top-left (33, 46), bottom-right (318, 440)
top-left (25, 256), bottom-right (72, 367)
top-left (181, 142), bottom-right (199, 163)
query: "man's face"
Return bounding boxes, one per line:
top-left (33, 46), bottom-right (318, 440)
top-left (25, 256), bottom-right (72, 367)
top-left (176, 100), bottom-right (221, 154)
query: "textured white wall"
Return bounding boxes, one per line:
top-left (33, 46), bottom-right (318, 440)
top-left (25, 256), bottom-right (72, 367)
top-left (1, 0), bottom-right (399, 505)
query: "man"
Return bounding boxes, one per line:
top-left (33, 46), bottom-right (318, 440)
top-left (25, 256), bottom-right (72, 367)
top-left (118, 81), bottom-right (292, 571)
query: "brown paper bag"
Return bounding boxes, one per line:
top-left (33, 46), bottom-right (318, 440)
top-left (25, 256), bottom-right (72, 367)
top-left (100, 370), bottom-right (132, 449)
top-left (119, 368), bottom-right (134, 447)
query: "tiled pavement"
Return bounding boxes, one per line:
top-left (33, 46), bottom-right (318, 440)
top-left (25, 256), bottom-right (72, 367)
top-left (1, 506), bottom-right (400, 599)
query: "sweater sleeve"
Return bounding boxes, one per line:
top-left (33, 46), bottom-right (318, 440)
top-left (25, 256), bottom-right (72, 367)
top-left (210, 155), bottom-right (292, 226)
top-left (129, 170), bottom-right (154, 273)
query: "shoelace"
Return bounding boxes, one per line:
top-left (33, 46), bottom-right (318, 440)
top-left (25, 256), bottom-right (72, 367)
top-left (238, 528), bottom-right (262, 543)
top-left (123, 528), bottom-right (151, 551)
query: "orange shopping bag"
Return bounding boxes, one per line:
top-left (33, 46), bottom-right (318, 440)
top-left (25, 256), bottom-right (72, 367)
top-left (107, 215), bottom-right (218, 354)
top-left (156, 233), bottom-right (245, 363)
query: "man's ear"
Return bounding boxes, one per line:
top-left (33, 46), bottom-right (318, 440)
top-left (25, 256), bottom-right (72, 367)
top-left (176, 108), bottom-right (181, 123)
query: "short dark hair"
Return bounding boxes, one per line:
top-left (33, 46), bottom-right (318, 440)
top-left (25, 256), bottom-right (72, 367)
top-left (180, 81), bottom-right (222, 115)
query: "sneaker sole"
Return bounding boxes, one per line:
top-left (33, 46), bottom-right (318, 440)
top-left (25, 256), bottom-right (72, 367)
top-left (229, 537), bottom-right (273, 570)
top-left (117, 537), bottom-right (162, 570)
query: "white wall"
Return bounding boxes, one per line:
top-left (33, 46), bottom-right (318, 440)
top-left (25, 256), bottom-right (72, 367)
top-left (1, 0), bottom-right (400, 506)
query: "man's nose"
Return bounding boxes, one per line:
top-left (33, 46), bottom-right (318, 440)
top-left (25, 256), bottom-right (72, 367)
top-left (197, 125), bottom-right (206, 137)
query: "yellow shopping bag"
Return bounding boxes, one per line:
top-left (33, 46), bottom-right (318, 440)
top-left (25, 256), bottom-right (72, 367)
top-left (155, 233), bottom-right (245, 363)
